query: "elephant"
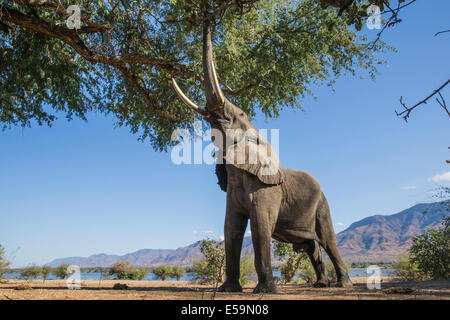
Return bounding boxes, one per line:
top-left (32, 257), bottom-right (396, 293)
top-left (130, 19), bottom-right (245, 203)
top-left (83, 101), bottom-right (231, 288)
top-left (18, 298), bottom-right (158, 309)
top-left (171, 21), bottom-right (352, 293)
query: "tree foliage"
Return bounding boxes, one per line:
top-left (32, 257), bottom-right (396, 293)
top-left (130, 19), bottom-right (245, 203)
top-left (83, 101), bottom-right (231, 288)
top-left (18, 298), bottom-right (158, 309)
top-left (0, 0), bottom-right (391, 150)
top-left (170, 265), bottom-right (186, 281)
top-left (153, 265), bottom-right (173, 281)
top-left (273, 240), bottom-right (309, 283)
top-left (41, 266), bottom-right (53, 281)
top-left (392, 252), bottom-right (425, 281)
top-left (54, 263), bottom-right (74, 279)
top-left (20, 265), bottom-right (42, 279)
top-left (239, 254), bottom-right (255, 285)
top-left (408, 216), bottom-right (450, 280)
top-left (109, 259), bottom-right (148, 280)
top-left (193, 239), bottom-right (225, 285)
top-left (0, 244), bottom-right (11, 278)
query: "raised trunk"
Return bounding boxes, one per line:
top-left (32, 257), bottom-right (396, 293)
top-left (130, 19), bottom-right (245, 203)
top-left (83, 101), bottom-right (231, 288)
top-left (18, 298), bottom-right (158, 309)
top-left (202, 20), bottom-right (224, 113)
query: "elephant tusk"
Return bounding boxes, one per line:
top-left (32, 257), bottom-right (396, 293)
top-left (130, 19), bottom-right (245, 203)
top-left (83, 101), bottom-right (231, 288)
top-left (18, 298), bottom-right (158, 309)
top-left (171, 78), bottom-right (209, 117)
top-left (210, 60), bottom-right (226, 107)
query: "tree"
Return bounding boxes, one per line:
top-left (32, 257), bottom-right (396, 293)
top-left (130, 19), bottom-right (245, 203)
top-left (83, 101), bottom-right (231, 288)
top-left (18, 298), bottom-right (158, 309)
top-left (171, 265), bottom-right (186, 281)
top-left (0, 244), bottom-right (11, 278)
top-left (193, 239), bottom-right (226, 286)
top-left (21, 265), bottom-right (42, 279)
top-left (131, 268), bottom-right (148, 280)
top-left (273, 240), bottom-right (308, 283)
top-left (0, 0), bottom-right (390, 150)
top-left (111, 259), bottom-right (133, 278)
top-left (54, 263), bottom-right (73, 279)
top-left (41, 266), bottom-right (53, 282)
top-left (408, 215), bottom-right (450, 280)
top-left (153, 265), bottom-right (173, 281)
top-left (109, 259), bottom-right (147, 280)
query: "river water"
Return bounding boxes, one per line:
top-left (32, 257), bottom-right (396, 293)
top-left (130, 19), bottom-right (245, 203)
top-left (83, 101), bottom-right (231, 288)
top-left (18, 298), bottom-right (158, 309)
top-left (2, 268), bottom-right (395, 281)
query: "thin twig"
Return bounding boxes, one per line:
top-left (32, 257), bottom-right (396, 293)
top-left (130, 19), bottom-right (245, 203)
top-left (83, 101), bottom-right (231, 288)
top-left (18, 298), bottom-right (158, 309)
top-left (396, 79), bottom-right (450, 121)
top-left (434, 30), bottom-right (450, 37)
top-left (436, 93), bottom-right (450, 117)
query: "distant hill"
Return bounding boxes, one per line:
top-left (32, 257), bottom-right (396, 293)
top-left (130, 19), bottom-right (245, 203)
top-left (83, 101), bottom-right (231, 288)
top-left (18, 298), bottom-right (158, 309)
top-left (336, 201), bottom-right (447, 262)
top-left (47, 201), bottom-right (448, 267)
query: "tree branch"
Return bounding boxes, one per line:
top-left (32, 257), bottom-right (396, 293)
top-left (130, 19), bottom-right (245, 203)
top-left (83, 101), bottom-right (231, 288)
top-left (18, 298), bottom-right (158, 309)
top-left (396, 78), bottom-right (450, 121)
top-left (0, 5), bottom-right (188, 121)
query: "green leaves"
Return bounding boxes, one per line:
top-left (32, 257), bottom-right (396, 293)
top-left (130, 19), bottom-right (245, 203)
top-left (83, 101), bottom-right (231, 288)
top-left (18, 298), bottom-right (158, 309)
top-left (408, 216), bottom-right (450, 280)
top-left (1, 0), bottom-right (390, 150)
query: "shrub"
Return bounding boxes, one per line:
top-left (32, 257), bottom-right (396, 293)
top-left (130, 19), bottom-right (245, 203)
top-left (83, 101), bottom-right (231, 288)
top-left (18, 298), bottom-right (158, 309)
top-left (408, 215), bottom-right (449, 280)
top-left (111, 260), bottom-right (134, 279)
top-left (298, 259), bottom-right (316, 284)
top-left (130, 268), bottom-right (148, 280)
top-left (193, 240), bottom-right (225, 286)
top-left (239, 254), bottom-right (255, 286)
top-left (109, 260), bottom-right (148, 280)
top-left (0, 244), bottom-right (11, 278)
top-left (41, 266), bottom-right (53, 281)
top-left (171, 266), bottom-right (186, 281)
top-left (153, 265), bottom-right (173, 281)
top-left (273, 240), bottom-right (307, 283)
top-left (392, 252), bottom-right (425, 281)
top-left (54, 264), bottom-right (73, 279)
top-left (21, 265), bottom-right (42, 279)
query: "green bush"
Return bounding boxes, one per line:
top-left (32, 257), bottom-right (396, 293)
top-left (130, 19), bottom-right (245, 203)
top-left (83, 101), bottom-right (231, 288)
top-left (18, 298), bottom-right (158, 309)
top-left (273, 240), bottom-right (308, 283)
top-left (393, 252), bottom-right (425, 281)
top-left (193, 240), bottom-right (225, 285)
top-left (0, 244), bottom-right (11, 278)
top-left (21, 265), bottom-right (42, 279)
top-left (54, 263), bottom-right (73, 279)
top-left (41, 266), bottom-right (53, 281)
top-left (130, 268), bottom-right (148, 280)
top-left (109, 260), bottom-right (148, 280)
top-left (239, 254), bottom-right (255, 286)
top-left (408, 215), bottom-right (449, 280)
top-left (298, 259), bottom-right (316, 284)
top-left (171, 266), bottom-right (186, 281)
top-left (153, 265), bottom-right (173, 281)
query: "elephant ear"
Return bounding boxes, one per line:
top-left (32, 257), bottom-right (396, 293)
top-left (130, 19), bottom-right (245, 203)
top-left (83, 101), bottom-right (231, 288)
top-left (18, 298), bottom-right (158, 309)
top-left (224, 131), bottom-right (285, 185)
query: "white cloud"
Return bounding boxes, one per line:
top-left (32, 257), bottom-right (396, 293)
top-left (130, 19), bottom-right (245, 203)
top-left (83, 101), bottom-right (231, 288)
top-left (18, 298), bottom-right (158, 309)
top-left (336, 222), bottom-right (344, 226)
top-left (219, 235), bottom-right (224, 241)
top-left (429, 172), bottom-right (450, 183)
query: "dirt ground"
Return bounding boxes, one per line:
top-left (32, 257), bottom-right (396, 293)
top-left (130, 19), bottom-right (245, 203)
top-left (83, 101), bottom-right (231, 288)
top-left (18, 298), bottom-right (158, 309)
top-left (0, 277), bottom-right (449, 300)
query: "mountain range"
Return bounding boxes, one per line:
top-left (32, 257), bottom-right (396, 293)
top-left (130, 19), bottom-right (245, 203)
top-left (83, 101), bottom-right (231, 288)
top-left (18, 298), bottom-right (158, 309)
top-left (47, 201), bottom-right (448, 267)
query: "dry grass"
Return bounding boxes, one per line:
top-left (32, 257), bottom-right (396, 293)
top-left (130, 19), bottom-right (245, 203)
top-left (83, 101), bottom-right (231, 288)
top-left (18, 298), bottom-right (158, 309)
top-left (0, 277), bottom-right (448, 300)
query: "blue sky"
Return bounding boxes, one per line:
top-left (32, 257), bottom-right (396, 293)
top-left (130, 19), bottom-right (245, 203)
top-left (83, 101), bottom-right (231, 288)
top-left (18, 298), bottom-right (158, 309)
top-left (1, 1), bottom-right (449, 267)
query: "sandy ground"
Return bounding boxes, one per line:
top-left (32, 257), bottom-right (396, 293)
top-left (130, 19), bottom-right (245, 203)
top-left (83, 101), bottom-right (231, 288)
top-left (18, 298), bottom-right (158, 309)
top-left (0, 277), bottom-right (449, 300)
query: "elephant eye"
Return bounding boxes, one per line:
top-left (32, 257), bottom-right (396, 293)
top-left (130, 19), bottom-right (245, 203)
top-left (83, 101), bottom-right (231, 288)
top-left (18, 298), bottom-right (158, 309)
top-left (240, 113), bottom-right (244, 117)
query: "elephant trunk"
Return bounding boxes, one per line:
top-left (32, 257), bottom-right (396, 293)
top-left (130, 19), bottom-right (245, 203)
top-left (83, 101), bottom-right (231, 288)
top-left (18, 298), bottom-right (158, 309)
top-left (202, 20), bottom-right (225, 115)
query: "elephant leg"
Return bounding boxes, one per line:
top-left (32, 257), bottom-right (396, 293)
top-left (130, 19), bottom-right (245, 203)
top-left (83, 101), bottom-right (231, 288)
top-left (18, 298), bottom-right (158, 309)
top-left (316, 195), bottom-right (352, 287)
top-left (304, 240), bottom-right (328, 288)
top-left (218, 202), bottom-right (248, 292)
top-left (250, 204), bottom-right (279, 294)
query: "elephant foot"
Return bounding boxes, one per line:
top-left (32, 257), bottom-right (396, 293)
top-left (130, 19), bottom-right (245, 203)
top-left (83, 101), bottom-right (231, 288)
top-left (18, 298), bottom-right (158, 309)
top-left (218, 281), bottom-right (243, 293)
top-left (312, 281), bottom-right (328, 288)
top-left (336, 277), bottom-right (353, 288)
top-left (253, 282), bottom-right (278, 294)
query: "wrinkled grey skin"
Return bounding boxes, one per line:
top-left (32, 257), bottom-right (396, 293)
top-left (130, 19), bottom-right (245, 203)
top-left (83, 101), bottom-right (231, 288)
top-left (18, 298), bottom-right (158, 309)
top-left (172, 21), bottom-right (352, 293)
